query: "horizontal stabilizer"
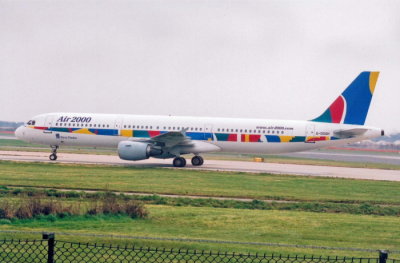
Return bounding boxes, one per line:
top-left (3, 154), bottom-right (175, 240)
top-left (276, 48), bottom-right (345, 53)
top-left (333, 128), bottom-right (368, 139)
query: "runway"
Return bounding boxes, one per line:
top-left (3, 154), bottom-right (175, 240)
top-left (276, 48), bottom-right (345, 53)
top-left (282, 150), bottom-right (400, 165)
top-left (1, 150), bottom-right (399, 181)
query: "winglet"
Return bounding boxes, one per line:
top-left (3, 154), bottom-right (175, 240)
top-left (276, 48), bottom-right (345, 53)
top-left (311, 71), bottom-right (379, 125)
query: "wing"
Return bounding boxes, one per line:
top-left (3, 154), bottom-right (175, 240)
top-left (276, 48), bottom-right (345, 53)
top-left (150, 131), bottom-right (192, 147)
top-left (127, 130), bottom-right (191, 147)
top-left (127, 130), bottom-right (220, 154)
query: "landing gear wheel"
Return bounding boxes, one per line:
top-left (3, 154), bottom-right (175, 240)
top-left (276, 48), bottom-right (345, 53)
top-left (49, 145), bottom-right (59, 161)
top-left (173, 157), bottom-right (186, 167)
top-left (49, 153), bottom-right (57, 161)
top-left (191, 156), bottom-right (204, 166)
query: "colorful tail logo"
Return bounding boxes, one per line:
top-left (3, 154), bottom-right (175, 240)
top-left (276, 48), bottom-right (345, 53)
top-left (311, 71), bottom-right (379, 125)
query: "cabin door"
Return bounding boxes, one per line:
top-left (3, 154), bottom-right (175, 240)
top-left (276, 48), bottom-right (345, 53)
top-left (204, 124), bottom-right (213, 141)
top-left (305, 124), bottom-right (315, 142)
top-left (114, 118), bottom-right (124, 136)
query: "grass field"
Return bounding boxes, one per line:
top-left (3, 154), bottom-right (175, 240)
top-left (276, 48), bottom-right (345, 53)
top-left (0, 161), bottom-right (399, 204)
top-left (0, 205), bottom-right (399, 257)
top-left (0, 150), bottom-right (399, 257)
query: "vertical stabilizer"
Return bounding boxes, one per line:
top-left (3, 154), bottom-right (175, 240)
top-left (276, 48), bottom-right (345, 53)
top-left (311, 71), bottom-right (379, 125)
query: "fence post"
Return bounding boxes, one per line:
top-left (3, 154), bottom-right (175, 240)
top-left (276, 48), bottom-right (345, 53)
top-left (43, 232), bottom-right (55, 263)
top-left (379, 250), bottom-right (388, 263)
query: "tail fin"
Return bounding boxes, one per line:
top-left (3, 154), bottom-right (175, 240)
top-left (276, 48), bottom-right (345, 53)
top-left (311, 71), bottom-right (379, 125)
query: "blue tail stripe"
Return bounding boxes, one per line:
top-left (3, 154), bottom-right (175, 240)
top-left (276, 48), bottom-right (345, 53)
top-left (342, 72), bottom-right (372, 125)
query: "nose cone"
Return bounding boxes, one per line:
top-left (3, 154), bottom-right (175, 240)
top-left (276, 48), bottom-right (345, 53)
top-left (15, 126), bottom-right (25, 140)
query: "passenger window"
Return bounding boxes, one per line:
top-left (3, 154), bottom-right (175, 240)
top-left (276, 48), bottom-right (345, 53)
top-left (146, 126), bottom-right (148, 129)
top-left (150, 126), bottom-right (152, 129)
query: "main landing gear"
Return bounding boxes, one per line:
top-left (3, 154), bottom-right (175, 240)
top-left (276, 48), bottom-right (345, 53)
top-left (191, 155), bottom-right (204, 166)
top-left (49, 146), bottom-right (58, 161)
top-left (172, 156), bottom-right (204, 167)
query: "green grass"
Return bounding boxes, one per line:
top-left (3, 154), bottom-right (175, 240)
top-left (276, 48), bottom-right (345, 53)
top-left (204, 153), bottom-right (400, 170)
top-left (3, 188), bottom-right (400, 216)
top-left (0, 205), bottom-right (399, 257)
top-left (0, 139), bottom-right (44, 148)
top-left (0, 161), bottom-right (399, 204)
top-left (0, 139), bottom-right (115, 155)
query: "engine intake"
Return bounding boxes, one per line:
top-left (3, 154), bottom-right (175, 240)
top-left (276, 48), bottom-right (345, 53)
top-left (118, 141), bottom-right (162, 161)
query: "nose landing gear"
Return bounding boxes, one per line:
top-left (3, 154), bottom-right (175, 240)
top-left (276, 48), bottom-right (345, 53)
top-left (49, 146), bottom-right (58, 161)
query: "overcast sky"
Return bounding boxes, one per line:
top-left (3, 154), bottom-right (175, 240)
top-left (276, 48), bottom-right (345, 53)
top-left (1, 0), bottom-right (399, 133)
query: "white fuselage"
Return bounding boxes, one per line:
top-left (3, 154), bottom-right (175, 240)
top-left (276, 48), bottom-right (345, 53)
top-left (15, 112), bottom-right (382, 155)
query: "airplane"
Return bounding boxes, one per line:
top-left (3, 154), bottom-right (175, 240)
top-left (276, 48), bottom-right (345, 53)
top-left (15, 71), bottom-right (383, 167)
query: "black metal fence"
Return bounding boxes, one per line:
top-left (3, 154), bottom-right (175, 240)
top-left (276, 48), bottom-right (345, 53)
top-left (0, 233), bottom-right (398, 263)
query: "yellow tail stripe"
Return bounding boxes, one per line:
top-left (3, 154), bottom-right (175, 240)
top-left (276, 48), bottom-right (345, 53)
top-left (369, 72), bottom-right (379, 95)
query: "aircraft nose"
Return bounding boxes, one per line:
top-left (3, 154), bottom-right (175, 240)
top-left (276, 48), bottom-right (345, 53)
top-left (15, 126), bottom-right (25, 140)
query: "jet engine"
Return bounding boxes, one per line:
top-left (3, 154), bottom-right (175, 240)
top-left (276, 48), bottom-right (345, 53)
top-left (117, 141), bottom-right (162, 161)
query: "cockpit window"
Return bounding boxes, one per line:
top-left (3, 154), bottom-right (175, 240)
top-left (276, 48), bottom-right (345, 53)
top-left (27, 120), bottom-right (36, 125)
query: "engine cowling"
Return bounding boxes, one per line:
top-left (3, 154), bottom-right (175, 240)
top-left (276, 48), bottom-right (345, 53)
top-left (118, 141), bottom-right (162, 161)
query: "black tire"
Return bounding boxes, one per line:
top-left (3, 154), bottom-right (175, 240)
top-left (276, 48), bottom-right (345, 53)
top-left (49, 154), bottom-right (57, 161)
top-left (173, 157), bottom-right (186, 167)
top-left (191, 156), bottom-right (203, 166)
